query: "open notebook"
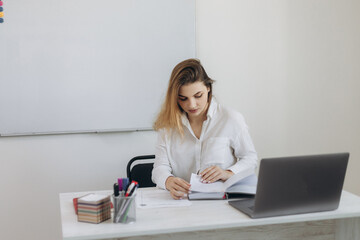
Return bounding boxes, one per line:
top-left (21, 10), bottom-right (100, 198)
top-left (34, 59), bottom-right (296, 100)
top-left (188, 168), bottom-right (257, 200)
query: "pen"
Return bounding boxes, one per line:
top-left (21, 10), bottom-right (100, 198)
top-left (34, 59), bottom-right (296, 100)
top-left (119, 187), bottom-right (138, 222)
top-left (125, 181), bottom-right (138, 197)
top-left (114, 183), bottom-right (119, 197)
top-left (121, 187), bottom-right (138, 222)
top-left (122, 178), bottom-right (129, 192)
top-left (118, 178), bottom-right (123, 191)
top-left (128, 183), bottom-right (139, 197)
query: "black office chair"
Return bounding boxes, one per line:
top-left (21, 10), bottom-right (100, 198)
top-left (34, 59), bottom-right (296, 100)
top-left (126, 155), bottom-right (156, 188)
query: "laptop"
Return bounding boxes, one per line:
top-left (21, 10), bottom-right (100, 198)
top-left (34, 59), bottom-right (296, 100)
top-left (229, 152), bottom-right (349, 218)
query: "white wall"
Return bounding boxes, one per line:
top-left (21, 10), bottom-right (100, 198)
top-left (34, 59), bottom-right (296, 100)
top-left (197, 0), bottom-right (360, 194)
top-left (0, 132), bottom-right (156, 239)
top-left (1, 1), bottom-right (360, 240)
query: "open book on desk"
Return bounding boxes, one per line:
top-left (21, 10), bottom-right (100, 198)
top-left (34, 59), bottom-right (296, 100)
top-left (188, 168), bottom-right (257, 200)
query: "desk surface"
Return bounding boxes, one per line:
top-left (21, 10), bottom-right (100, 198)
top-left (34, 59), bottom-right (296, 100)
top-left (59, 189), bottom-right (360, 240)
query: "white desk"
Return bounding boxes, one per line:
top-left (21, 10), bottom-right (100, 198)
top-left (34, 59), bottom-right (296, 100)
top-left (59, 188), bottom-right (360, 240)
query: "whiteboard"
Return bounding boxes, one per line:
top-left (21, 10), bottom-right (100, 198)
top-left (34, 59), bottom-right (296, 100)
top-left (0, 0), bottom-right (195, 136)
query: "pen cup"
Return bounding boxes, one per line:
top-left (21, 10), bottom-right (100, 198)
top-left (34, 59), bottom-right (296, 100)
top-left (112, 194), bottom-right (136, 224)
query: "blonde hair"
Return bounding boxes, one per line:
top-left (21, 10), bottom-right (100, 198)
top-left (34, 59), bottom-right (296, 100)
top-left (153, 59), bottom-right (214, 135)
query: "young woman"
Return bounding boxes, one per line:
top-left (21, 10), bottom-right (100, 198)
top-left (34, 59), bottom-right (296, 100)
top-left (152, 59), bottom-right (258, 200)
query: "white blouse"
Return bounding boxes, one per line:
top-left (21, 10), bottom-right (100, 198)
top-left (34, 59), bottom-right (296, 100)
top-left (152, 98), bottom-right (258, 189)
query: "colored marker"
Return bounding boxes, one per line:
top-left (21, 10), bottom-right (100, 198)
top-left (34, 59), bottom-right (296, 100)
top-left (122, 178), bottom-right (129, 192)
top-left (128, 183), bottom-right (139, 197)
top-left (113, 183), bottom-right (119, 197)
top-left (125, 181), bottom-right (138, 197)
top-left (117, 178), bottom-right (123, 191)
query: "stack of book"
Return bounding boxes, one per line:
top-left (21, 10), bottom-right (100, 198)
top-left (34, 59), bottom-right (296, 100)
top-left (77, 193), bottom-right (111, 224)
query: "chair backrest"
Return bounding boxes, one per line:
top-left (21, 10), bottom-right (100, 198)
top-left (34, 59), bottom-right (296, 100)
top-left (126, 155), bottom-right (156, 188)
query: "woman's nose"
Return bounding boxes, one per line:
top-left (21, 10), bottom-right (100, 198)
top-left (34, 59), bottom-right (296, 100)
top-left (188, 98), bottom-right (197, 108)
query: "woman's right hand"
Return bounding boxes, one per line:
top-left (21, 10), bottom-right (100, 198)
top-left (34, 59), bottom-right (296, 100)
top-left (165, 176), bottom-right (191, 200)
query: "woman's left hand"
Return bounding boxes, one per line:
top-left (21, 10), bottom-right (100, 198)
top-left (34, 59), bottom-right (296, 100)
top-left (199, 166), bottom-right (234, 183)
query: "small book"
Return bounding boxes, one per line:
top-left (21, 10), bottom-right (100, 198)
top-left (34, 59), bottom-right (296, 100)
top-left (77, 193), bottom-right (111, 224)
top-left (73, 194), bottom-right (113, 215)
top-left (188, 168), bottom-right (257, 200)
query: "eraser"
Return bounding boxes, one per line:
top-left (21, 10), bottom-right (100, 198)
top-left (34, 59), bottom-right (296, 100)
top-left (0, 1), bottom-right (3, 7)
top-left (0, 18), bottom-right (4, 23)
top-left (0, 12), bottom-right (3, 18)
top-left (0, 7), bottom-right (3, 12)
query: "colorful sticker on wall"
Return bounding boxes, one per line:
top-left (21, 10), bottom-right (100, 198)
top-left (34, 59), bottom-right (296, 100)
top-left (0, 1), bottom-right (3, 23)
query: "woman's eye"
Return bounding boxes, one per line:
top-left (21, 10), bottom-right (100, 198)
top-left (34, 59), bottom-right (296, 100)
top-left (195, 94), bottom-right (203, 98)
top-left (179, 98), bottom-right (187, 101)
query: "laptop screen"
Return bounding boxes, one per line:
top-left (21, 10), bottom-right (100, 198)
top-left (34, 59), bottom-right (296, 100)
top-left (229, 152), bottom-right (349, 218)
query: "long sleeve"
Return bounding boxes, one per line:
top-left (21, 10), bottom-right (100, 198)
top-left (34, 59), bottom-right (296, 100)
top-left (151, 130), bottom-right (173, 189)
top-left (227, 126), bottom-right (258, 174)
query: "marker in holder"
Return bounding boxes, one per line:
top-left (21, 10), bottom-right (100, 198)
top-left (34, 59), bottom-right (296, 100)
top-left (112, 193), bottom-right (136, 224)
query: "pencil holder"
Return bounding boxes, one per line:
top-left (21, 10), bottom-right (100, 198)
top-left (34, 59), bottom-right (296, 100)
top-left (112, 194), bottom-right (136, 224)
